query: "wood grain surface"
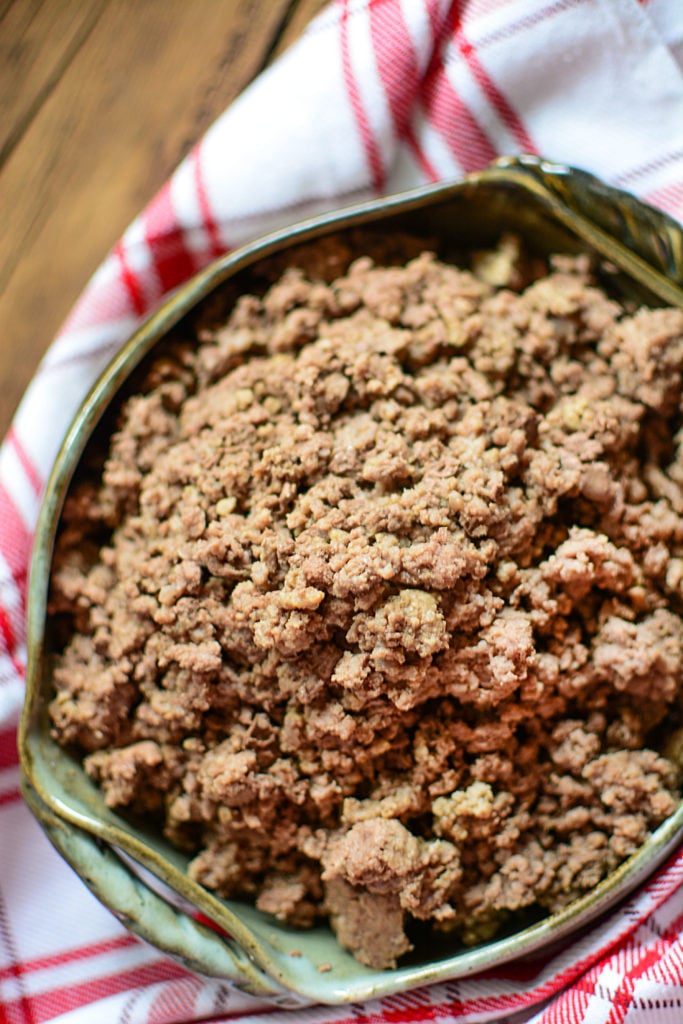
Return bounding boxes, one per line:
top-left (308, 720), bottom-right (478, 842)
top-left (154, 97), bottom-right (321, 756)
top-left (0, 0), bottom-right (327, 438)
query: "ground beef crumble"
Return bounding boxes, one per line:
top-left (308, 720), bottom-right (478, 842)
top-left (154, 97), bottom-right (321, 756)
top-left (49, 234), bottom-right (683, 970)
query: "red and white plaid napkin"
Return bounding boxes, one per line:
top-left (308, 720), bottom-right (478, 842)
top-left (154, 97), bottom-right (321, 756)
top-left (3, 1), bottom-right (683, 1021)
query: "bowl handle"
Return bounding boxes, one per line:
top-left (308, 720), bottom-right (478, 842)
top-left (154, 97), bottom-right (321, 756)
top-left (21, 779), bottom-right (302, 1005)
top-left (493, 154), bottom-right (683, 288)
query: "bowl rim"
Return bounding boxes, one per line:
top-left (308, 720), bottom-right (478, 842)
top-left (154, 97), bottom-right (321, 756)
top-left (19, 154), bottom-right (683, 1004)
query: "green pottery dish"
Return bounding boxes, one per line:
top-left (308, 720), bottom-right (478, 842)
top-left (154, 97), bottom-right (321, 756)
top-left (19, 156), bottom-right (683, 1005)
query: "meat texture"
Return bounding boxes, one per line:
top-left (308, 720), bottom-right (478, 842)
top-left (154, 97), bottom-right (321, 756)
top-left (49, 235), bottom-right (683, 968)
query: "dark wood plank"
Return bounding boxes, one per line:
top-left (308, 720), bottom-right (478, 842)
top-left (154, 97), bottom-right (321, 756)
top-left (0, 0), bottom-right (19, 26)
top-left (0, 0), bottom-right (106, 166)
top-left (0, 0), bottom-right (317, 437)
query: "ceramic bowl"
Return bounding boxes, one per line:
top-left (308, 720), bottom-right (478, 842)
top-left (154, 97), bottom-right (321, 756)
top-left (19, 156), bottom-right (683, 1006)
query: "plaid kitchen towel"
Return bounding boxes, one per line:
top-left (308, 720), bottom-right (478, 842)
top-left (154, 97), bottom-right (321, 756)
top-left (3, 1), bottom-right (683, 1021)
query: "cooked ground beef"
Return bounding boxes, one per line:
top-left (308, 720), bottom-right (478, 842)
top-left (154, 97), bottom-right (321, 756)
top-left (49, 234), bottom-right (683, 970)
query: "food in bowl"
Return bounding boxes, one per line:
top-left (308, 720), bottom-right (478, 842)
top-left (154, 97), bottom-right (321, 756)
top-left (48, 231), bottom-right (683, 969)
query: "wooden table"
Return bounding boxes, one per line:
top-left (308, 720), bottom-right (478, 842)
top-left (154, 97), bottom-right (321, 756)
top-left (0, 0), bottom-right (327, 439)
